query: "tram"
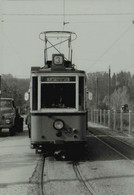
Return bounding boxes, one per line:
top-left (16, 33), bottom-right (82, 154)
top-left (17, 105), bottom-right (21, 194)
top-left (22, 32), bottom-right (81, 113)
top-left (28, 31), bottom-right (88, 155)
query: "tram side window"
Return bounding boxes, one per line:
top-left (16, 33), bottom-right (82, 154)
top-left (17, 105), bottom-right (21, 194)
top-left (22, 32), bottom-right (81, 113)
top-left (32, 77), bottom-right (38, 110)
top-left (41, 83), bottom-right (75, 109)
top-left (79, 77), bottom-right (84, 110)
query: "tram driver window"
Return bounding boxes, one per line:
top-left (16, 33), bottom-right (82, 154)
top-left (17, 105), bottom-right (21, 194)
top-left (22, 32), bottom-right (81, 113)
top-left (32, 77), bottom-right (38, 110)
top-left (41, 83), bottom-right (75, 109)
top-left (79, 77), bottom-right (84, 110)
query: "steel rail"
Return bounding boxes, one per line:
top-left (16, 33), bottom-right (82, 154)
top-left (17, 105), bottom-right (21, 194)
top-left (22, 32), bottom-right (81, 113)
top-left (88, 128), bottom-right (134, 151)
top-left (108, 135), bottom-right (134, 150)
top-left (89, 131), bottom-right (134, 166)
top-left (40, 155), bottom-right (46, 195)
top-left (72, 161), bottom-right (96, 195)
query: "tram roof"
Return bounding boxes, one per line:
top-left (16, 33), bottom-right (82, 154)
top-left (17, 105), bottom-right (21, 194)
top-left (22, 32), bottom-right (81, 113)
top-left (31, 66), bottom-right (85, 74)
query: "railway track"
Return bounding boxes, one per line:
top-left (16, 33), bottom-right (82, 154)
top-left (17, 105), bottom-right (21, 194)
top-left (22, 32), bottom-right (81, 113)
top-left (88, 128), bottom-right (134, 166)
top-left (72, 161), bottom-right (96, 195)
top-left (40, 154), bottom-right (98, 195)
top-left (108, 134), bottom-right (134, 150)
top-left (40, 155), bottom-right (46, 195)
top-left (28, 155), bottom-right (46, 195)
top-left (35, 129), bottom-right (134, 195)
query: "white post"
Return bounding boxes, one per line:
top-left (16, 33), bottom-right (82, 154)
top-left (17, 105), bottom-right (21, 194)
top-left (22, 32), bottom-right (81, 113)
top-left (91, 109), bottom-right (93, 122)
top-left (96, 110), bottom-right (99, 123)
top-left (108, 110), bottom-right (111, 128)
top-left (113, 110), bottom-right (116, 130)
top-left (120, 109), bottom-right (123, 132)
top-left (129, 110), bottom-right (132, 135)
top-left (94, 109), bottom-right (96, 123)
top-left (103, 110), bottom-right (106, 126)
top-left (100, 109), bottom-right (102, 124)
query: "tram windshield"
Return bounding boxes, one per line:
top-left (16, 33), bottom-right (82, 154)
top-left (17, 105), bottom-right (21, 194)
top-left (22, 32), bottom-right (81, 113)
top-left (41, 83), bottom-right (75, 109)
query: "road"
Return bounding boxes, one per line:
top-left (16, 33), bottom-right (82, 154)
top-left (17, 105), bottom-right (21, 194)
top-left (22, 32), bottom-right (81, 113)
top-left (1, 123), bottom-right (134, 194)
top-left (41, 128), bottom-right (134, 195)
top-left (0, 125), bottom-right (40, 195)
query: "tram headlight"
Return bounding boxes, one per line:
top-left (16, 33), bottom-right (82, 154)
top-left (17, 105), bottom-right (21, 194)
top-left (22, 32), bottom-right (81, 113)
top-left (53, 119), bottom-right (64, 130)
top-left (5, 119), bottom-right (11, 124)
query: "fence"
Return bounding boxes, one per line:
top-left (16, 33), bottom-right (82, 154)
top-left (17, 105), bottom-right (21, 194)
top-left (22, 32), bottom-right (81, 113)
top-left (88, 109), bottom-right (134, 135)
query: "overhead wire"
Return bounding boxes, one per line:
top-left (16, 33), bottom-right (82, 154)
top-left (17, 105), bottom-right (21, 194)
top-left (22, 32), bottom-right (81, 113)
top-left (59, 0), bottom-right (67, 55)
top-left (1, 5), bottom-right (134, 75)
top-left (2, 13), bottom-right (134, 16)
top-left (88, 23), bottom-right (133, 69)
top-left (1, 29), bottom-right (27, 67)
top-left (123, 63), bottom-right (134, 72)
top-left (63, 0), bottom-right (65, 30)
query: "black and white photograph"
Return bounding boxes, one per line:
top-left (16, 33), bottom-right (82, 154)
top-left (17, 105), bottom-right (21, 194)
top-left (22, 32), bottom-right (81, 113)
top-left (0, 0), bottom-right (134, 194)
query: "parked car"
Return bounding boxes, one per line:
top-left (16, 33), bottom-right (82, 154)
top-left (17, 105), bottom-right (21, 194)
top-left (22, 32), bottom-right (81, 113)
top-left (0, 98), bottom-right (23, 136)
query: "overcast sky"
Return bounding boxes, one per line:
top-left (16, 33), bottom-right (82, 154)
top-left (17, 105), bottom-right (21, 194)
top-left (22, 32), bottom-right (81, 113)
top-left (0, 0), bottom-right (134, 78)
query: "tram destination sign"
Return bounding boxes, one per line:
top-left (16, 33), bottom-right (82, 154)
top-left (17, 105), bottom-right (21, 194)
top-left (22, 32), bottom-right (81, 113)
top-left (41, 76), bottom-right (75, 82)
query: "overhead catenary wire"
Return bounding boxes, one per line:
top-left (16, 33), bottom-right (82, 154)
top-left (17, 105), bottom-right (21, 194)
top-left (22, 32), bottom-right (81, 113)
top-left (88, 23), bottom-right (133, 69)
top-left (123, 63), bottom-right (134, 72)
top-left (2, 13), bottom-right (134, 16)
top-left (63, 0), bottom-right (65, 29)
top-left (1, 29), bottom-right (27, 67)
top-left (1, 4), bottom-right (134, 76)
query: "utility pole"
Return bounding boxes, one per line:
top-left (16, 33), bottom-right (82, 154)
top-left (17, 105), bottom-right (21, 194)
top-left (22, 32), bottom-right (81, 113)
top-left (0, 75), bottom-right (1, 113)
top-left (108, 66), bottom-right (111, 110)
top-left (0, 75), bottom-right (1, 99)
top-left (96, 76), bottom-right (98, 109)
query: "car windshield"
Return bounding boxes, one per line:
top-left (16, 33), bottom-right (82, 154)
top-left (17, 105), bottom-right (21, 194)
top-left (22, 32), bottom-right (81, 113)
top-left (0, 100), bottom-right (12, 108)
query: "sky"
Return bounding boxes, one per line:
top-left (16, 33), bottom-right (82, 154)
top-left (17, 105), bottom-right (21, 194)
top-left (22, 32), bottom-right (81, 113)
top-left (0, 0), bottom-right (134, 78)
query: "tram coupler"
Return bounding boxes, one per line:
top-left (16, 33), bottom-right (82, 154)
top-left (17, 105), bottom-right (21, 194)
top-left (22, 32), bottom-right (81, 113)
top-left (31, 144), bottom-right (36, 149)
top-left (35, 144), bottom-right (44, 154)
top-left (54, 150), bottom-right (66, 160)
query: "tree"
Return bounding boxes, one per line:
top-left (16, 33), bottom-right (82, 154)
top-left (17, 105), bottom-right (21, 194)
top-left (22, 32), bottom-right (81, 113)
top-left (87, 70), bottom-right (134, 110)
top-left (110, 86), bottom-right (130, 110)
top-left (1, 74), bottom-right (30, 112)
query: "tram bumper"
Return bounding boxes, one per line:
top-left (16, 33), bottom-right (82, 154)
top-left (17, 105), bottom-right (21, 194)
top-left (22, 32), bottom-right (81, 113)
top-left (30, 112), bottom-right (87, 144)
